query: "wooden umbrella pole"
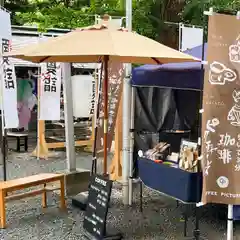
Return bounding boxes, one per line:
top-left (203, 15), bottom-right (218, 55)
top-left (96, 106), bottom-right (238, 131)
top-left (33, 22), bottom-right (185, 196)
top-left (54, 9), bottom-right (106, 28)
top-left (103, 55), bottom-right (109, 175)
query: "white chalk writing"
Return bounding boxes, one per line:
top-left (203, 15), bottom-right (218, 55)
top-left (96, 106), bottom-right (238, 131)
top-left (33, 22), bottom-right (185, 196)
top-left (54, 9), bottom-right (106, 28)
top-left (204, 118), bottom-right (220, 176)
top-left (228, 90), bottom-right (240, 127)
top-left (209, 61), bottom-right (237, 85)
top-left (229, 35), bottom-right (240, 63)
top-left (218, 133), bottom-right (236, 146)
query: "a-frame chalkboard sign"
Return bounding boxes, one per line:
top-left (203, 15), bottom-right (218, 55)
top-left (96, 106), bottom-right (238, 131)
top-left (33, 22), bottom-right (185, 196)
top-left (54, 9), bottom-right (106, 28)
top-left (83, 174), bottom-right (122, 240)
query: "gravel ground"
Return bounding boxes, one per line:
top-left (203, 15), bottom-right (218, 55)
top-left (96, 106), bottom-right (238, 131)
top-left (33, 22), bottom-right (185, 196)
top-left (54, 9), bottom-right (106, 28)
top-left (0, 146), bottom-right (238, 240)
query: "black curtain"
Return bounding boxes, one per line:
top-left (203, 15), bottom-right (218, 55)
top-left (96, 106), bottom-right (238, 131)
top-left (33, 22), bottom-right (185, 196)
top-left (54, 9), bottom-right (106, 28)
top-left (133, 87), bottom-right (201, 176)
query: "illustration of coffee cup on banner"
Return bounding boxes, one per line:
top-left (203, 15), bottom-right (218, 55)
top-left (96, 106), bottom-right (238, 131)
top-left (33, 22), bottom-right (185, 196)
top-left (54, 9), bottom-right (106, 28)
top-left (209, 61), bottom-right (237, 85)
top-left (229, 35), bottom-right (240, 63)
top-left (227, 90), bottom-right (240, 126)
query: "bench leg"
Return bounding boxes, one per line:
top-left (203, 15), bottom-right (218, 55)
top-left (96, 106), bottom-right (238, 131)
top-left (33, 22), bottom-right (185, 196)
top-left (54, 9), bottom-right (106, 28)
top-left (0, 190), bottom-right (6, 228)
top-left (24, 136), bottom-right (28, 152)
top-left (42, 184), bottom-right (47, 208)
top-left (60, 178), bottom-right (66, 210)
top-left (16, 137), bottom-right (20, 152)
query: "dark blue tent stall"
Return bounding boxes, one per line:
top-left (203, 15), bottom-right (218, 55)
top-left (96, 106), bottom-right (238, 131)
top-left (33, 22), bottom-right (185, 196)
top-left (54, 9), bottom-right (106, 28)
top-left (131, 61), bottom-right (203, 90)
top-left (131, 42), bottom-right (207, 89)
top-left (132, 44), bottom-right (207, 154)
top-left (131, 44), bottom-right (206, 205)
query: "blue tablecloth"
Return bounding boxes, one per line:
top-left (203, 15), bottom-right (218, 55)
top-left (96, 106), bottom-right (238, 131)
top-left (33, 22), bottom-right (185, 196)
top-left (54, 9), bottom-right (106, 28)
top-left (137, 157), bottom-right (202, 203)
top-left (233, 205), bottom-right (240, 220)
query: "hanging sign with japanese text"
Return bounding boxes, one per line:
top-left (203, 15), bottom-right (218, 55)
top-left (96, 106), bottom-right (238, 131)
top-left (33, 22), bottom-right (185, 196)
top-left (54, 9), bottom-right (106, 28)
top-left (96, 61), bottom-right (124, 154)
top-left (201, 14), bottom-right (240, 204)
top-left (39, 62), bottom-right (62, 120)
top-left (0, 8), bottom-right (19, 128)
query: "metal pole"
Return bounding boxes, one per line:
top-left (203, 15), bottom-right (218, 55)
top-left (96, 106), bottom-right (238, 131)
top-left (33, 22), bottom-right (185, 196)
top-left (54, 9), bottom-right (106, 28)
top-left (227, 205), bottom-right (234, 240)
top-left (122, 0), bottom-right (132, 205)
top-left (193, 5), bottom-right (207, 240)
top-left (227, 11), bottom-right (240, 240)
top-left (62, 63), bottom-right (76, 171)
top-left (129, 86), bottom-right (135, 205)
top-left (103, 55), bottom-right (109, 175)
top-left (0, 57), bottom-right (6, 181)
top-left (0, 80), bottom-right (6, 182)
top-left (37, 68), bottom-right (40, 160)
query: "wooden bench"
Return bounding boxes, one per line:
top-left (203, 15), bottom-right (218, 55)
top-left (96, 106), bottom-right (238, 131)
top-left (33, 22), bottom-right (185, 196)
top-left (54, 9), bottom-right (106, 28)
top-left (7, 132), bottom-right (28, 152)
top-left (0, 173), bottom-right (66, 228)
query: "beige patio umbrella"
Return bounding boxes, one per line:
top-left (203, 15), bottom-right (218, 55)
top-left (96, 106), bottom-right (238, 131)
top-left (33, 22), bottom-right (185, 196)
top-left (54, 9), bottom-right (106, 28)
top-left (6, 24), bottom-right (200, 175)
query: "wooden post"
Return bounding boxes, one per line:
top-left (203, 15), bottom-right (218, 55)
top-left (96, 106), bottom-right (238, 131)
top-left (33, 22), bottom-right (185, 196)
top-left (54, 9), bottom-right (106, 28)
top-left (32, 73), bottom-right (49, 159)
top-left (60, 177), bottom-right (66, 210)
top-left (42, 183), bottom-right (47, 208)
top-left (0, 189), bottom-right (6, 228)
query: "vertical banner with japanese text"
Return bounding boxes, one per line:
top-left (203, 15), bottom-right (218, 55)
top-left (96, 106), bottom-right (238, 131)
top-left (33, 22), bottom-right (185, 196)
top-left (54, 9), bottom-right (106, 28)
top-left (96, 61), bottom-right (124, 154)
top-left (0, 8), bottom-right (19, 128)
top-left (201, 14), bottom-right (240, 204)
top-left (39, 62), bottom-right (61, 120)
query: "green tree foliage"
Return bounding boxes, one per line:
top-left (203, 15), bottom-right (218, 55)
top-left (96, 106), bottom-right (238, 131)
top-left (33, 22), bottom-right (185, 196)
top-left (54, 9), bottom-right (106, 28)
top-left (3, 0), bottom-right (240, 39)
top-left (181, 0), bottom-right (240, 25)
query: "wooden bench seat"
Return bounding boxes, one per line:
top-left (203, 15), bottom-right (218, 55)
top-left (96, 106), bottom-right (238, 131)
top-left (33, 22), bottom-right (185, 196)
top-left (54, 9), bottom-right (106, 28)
top-left (0, 173), bottom-right (66, 228)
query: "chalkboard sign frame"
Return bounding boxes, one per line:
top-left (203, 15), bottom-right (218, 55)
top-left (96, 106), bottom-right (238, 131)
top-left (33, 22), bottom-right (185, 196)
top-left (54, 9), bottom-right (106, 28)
top-left (83, 174), bottom-right (122, 240)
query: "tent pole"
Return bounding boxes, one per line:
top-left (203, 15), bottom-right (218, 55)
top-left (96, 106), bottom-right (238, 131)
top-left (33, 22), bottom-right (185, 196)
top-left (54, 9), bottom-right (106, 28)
top-left (129, 86), bottom-right (135, 205)
top-left (103, 55), bottom-right (109, 175)
top-left (122, 0), bottom-right (132, 206)
top-left (193, 4), bottom-right (208, 240)
top-left (122, 75), bottom-right (131, 205)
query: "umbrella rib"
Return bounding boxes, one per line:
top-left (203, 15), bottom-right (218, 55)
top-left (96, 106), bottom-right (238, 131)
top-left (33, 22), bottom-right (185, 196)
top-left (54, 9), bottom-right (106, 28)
top-left (40, 56), bottom-right (50, 63)
top-left (152, 57), bottom-right (162, 64)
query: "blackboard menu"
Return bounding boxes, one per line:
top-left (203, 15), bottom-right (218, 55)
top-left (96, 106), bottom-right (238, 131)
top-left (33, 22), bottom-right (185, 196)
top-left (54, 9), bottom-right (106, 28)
top-left (201, 13), bottom-right (240, 204)
top-left (83, 174), bottom-right (112, 239)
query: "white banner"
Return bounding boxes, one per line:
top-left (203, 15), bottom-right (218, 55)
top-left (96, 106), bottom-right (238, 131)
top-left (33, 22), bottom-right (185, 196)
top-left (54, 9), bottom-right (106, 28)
top-left (0, 9), bottom-right (11, 39)
top-left (179, 24), bottom-right (203, 52)
top-left (39, 62), bottom-right (61, 120)
top-left (0, 8), bottom-right (19, 128)
top-left (71, 74), bottom-right (96, 118)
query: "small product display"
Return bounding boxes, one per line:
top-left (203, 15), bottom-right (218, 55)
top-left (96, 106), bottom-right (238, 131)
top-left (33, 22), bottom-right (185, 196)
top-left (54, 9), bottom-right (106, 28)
top-left (144, 142), bottom-right (170, 161)
top-left (138, 139), bottom-right (201, 173)
top-left (179, 139), bottom-right (199, 173)
top-left (138, 142), bottom-right (179, 167)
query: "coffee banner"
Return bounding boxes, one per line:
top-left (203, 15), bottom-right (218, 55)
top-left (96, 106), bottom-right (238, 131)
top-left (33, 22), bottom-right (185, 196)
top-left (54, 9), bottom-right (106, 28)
top-left (96, 61), bottom-right (124, 154)
top-left (39, 62), bottom-right (62, 120)
top-left (0, 8), bottom-right (19, 128)
top-left (201, 14), bottom-right (240, 204)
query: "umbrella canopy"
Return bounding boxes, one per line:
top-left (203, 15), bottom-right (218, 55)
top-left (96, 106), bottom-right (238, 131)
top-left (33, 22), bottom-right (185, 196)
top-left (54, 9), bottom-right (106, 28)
top-left (6, 25), bottom-right (199, 64)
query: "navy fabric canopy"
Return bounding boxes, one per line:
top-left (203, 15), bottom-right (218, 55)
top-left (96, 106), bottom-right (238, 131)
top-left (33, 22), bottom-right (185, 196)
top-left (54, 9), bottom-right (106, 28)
top-left (131, 43), bottom-right (207, 90)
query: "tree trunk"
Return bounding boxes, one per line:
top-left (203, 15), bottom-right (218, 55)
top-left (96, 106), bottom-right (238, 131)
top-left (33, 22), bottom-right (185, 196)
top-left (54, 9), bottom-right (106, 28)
top-left (64, 0), bottom-right (70, 7)
top-left (158, 0), bottom-right (185, 49)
